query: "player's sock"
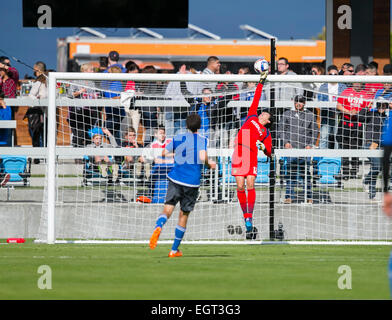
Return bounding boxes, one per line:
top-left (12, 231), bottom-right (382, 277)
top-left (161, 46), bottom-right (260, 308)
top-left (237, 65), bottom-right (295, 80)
top-left (247, 188), bottom-right (256, 218)
top-left (237, 189), bottom-right (247, 214)
top-left (155, 214), bottom-right (168, 229)
top-left (171, 225), bottom-right (186, 252)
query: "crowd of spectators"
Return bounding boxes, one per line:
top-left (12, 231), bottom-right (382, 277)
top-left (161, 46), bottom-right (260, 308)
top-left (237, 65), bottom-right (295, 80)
top-left (1, 50), bottom-right (392, 199)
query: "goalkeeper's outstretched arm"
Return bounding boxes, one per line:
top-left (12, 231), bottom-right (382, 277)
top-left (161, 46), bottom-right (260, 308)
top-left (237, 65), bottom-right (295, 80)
top-left (247, 70), bottom-right (269, 117)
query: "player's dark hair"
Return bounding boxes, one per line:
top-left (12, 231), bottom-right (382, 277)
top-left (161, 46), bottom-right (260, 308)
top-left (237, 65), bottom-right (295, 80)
top-left (157, 125), bottom-right (166, 132)
top-left (186, 113), bottom-right (201, 133)
top-left (259, 109), bottom-right (273, 129)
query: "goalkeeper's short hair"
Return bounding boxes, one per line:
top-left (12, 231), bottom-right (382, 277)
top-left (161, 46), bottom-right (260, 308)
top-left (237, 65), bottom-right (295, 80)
top-left (259, 108), bottom-right (273, 129)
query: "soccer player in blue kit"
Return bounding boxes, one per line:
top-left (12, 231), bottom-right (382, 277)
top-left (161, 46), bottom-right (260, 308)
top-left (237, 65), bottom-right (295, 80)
top-left (382, 113), bottom-right (392, 295)
top-left (149, 113), bottom-right (216, 257)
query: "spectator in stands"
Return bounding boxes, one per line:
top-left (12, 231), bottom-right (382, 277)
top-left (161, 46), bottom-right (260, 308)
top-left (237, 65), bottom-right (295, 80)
top-left (121, 127), bottom-right (146, 179)
top-left (180, 81), bottom-right (217, 146)
top-left (360, 99), bottom-right (388, 200)
top-left (215, 73), bottom-right (240, 148)
top-left (0, 66), bottom-right (16, 98)
top-left (336, 75), bottom-right (371, 179)
top-left (121, 61), bottom-right (141, 141)
top-left (0, 91), bottom-right (12, 146)
top-left (365, 63), bottom-right (383, 96)
top-left (26, 68), bottom-right (48, 152)
top-left (304, 64), bottom-right (325, 137)
top-left (139, 65), bottom-right (161, 144)
top-left (165, 64), bottom-right (198, 138)
top-left (366, 63), bottom-right (378, 76)
top-left (0, 56), bottom-right (19, 84)
top-left (339, 63), bottom-right (354, 75)
top-left (103, 66), bottom-right (125, 144)
top-left (86, 127), bottom-right (119, 184)
top-left (198, 56), bottom-right (221, 93)
top-left (279, 95), bottom-right (318, 204)
top-left (104, 51), bottom-right (126, 73)
top-left (317, 65), bottom-right (347, 149)
top-left (235, 66), bottom-right (250, 90)
top-left (355, 64), bottom-right (367, 75)
top-left (383, 64), bottom-right (392, 75)
top-left (310, 64), bottom-right (325, 91)
top-left (0, 57), bottom-right (20, 146)
top-left (374, 81), bottom-right (392, 102)
top-left (264, 57), bottom-right (303, 102)
top-left (191, 87), bottom-right (216, 143)
top-left (149, 126), bottom-right (174, 164)
top-left (69, 63), bottom-right (100, 148)
top-left (368, 61), bottom-right (379, 74)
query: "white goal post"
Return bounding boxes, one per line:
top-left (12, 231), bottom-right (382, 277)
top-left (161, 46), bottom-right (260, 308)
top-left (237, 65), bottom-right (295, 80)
top-left (39, 72), bottom-right (392, 244)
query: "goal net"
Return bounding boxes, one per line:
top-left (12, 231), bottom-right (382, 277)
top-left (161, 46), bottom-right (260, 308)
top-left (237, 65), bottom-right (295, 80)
top-left (34, 71), bottom-right (392, 244)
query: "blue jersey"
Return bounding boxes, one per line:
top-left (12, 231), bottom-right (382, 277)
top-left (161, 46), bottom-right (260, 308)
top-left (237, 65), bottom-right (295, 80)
top-left (382, 115), bottom-right (392, 146)
top-left (165, 132), bottom-right (208, 187)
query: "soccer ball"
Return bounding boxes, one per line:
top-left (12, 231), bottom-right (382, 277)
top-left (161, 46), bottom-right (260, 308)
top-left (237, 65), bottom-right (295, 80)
top-left (254, 58), bottom-right (269, 73)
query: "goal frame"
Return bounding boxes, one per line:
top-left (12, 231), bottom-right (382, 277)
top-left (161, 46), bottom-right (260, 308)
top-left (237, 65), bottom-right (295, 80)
top-left (44, 72), bottom-right (392, 244)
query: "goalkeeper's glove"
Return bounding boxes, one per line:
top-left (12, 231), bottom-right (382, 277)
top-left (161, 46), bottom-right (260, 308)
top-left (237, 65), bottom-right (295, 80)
top-left (259, 70), bottom-right (269, 84)
top-left (256, 140), bottom-right (266, 152)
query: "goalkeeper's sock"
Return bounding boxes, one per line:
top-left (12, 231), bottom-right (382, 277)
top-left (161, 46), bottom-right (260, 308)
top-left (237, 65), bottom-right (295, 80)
top-left (247, 188), bottom-right (256, 216)
top-left (171, 225), bottom-right (186, 252)
top-left (237, 189), bottom-right (247, 214)
top-left (155, 214), bottom-right (168, 229)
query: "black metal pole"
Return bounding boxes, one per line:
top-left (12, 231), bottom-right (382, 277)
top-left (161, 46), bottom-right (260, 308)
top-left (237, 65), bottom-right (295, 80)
top-left (269, 38), bottom-right (276, 241)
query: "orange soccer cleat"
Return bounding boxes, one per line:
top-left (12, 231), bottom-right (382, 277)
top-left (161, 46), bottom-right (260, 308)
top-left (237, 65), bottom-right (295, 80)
top-left (168, 250), bottom-right (183, 258)
top-left (149, 227), bottom-right (162, 250)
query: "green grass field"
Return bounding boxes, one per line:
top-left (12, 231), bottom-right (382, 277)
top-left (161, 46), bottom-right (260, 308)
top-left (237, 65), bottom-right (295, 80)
top-left (1, 241), bottom-right (391, 300)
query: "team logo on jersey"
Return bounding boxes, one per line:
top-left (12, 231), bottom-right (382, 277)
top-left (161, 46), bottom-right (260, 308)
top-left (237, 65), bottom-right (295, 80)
top-left (253, 167), bottom-right (257, 175)
top-left (251, 120), bottom-right (264, 136)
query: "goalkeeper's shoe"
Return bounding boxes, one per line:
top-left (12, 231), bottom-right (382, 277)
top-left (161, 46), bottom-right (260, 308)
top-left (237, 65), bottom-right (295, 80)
top-left (168, 250), bottom-right (183, 258)
top-left (149, 226), bottom-right (162, 250)
top-left (245, 218), bottom-right (253, 232)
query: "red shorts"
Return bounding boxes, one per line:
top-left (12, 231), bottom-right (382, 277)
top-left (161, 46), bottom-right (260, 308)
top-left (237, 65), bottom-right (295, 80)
top-left (231, 148), bottom-right (258, 176)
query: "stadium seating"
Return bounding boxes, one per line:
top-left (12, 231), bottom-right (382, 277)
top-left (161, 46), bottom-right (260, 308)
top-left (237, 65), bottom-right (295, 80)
top-left (313, 157), bottom-right (342, 188)
top-left (0, 156), bottom-right (31, 186)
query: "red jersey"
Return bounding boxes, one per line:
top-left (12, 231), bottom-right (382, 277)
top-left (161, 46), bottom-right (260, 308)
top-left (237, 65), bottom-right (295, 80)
top-left (150, 138), bottom-right (172, 149)
top-left (337, 87), bottom-right (372, 121)
top-left (365, 83), bottom-right (383, 97)
top-left (231, 82), bottom-right (272, 176)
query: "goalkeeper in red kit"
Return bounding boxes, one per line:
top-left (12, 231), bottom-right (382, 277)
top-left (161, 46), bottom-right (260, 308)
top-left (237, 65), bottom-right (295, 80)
top-left (231, 68), bottom-right (272, 233)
